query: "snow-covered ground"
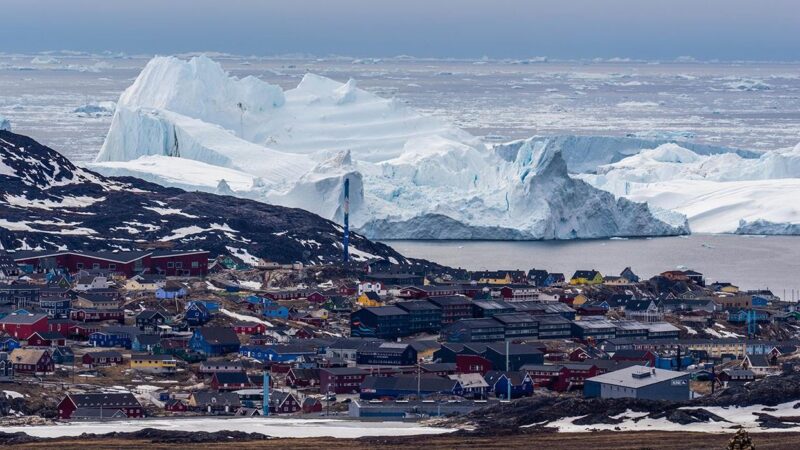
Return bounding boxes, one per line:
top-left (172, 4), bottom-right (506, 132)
top-left (543, 400), bottom-right (800, 433)
top-left (1, 417), bottom-right (453, 439)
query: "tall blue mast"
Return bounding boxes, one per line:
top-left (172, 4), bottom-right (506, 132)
top-left (343, 178), bottom-right (350, 262)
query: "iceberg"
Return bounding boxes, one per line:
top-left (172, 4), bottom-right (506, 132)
top-left (91, 55), bottom-right (687, 240)
top-left (580, 143), bottom-right (800, 233)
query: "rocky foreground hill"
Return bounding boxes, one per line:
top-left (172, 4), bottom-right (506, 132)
top-left (0, 130), bottom-right (406, 264)
top-left (448, 371), bottom-right (800, 435)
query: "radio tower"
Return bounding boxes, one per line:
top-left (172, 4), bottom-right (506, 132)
top-left (343, 178), bottom-right (350, 263)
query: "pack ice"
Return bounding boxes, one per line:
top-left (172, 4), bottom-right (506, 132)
top-left (91, 55), bottom-right (687, 239)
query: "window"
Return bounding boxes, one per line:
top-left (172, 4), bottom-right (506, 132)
top-left (76, 263), bottom-right (84, 269)
top-left (175, 262), bottom-right (183, 269)
top-left (167, 262), bottom-right (174, 268)
top-left (92, 263), bottom-right (100, 270)
top-left (192, 261), bottom-right (199, 268)
top-left (109, 264), bottom-right (116, 270)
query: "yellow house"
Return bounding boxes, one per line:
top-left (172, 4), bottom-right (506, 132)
top-left (473, 271), bottom-right (518, 285)
top-left (572, 293), bottom-right (589, 307)
top-left (356, 292), bottom-right (383, 307)
top-left (130, 354), bottom-right (177, 373)
top-left (125, 274), bottom-right (166, 292)
top-left (720, 285), bottom-right (740, 294)
top-left (570, 270), bottom-right (604, 285)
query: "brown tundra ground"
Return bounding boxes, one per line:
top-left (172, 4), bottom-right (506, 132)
top-left (7, 431), bottom-right (800, 449)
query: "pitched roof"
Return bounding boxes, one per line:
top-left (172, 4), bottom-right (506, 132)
top-left (68, 392), bottom-right (141, 408)
top-left (9, 348), bottom-right (49, 365)
top-left (196, 327), bottom-right (240, 346)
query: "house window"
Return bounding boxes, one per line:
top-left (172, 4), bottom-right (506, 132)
top-left (167, 262), bottom-right (174, 268)
top-left (76, 263), bottom-right (84, 269)
top-left (109, 264), bottom-right (116, 270)
top-left (92, 263), bottom-right (100, 270)
top-left (192, 261), bottom-right (199, 268)
top-left (175, 262), bottom-right (183, 269)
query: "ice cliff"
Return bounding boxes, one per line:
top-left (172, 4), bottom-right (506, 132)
top-left (91, 55), bottom-right (688, 240)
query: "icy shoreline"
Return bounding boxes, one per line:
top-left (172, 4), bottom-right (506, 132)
top-left (1, 416), bottom-right (454, 439)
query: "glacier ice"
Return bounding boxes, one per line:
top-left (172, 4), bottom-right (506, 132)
top-left (580, 143), bottom-right (800, 233)
top-left (90, 55), bottom-right (688, 240)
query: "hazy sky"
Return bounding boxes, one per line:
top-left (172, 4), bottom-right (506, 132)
top-left (2, 0), bottom-right (799, 60)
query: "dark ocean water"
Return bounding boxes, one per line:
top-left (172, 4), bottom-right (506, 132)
top-left (383, 234), bottom-right (800, 299)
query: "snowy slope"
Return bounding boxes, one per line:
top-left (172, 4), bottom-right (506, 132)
top-left (92, 55), bottom-right (684, 240)
top-left (580, 143), bottom-right (800, 233)
top-left (0, 130), bottom-right (406, 264)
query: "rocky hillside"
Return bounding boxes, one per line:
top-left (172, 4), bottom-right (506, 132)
top-left (0, 130), bottom-right (406, 264)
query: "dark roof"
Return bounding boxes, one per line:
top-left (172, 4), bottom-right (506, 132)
top-left (213, 371), bottom-right (250, 384)
top-left (191, 391), bottom-right (241, 407)
top-left (0, 313), bottom-right (48, 324)
top-left (361, 306), bottom-right (408, 317)
top-left (361, 375), bottom-right (458, 392)
top-left (321, 366), bottom-right (369, 376)
top-left (746, 353), bottom-right (772, 367)
top-left (196, 327), bottom-right (240, 346)
top-left (396, 300), bottom-right (440, 312)
top-left (484, 370), bottom-right (529, 385)
top-left (15, 250), bottom-right (152, 264)
top-left (427, 296), bottom-right (472, 307)
top-left (68, 393), bottom-right (140, 408)
top-left (572, 270), bottom-right (600, 279)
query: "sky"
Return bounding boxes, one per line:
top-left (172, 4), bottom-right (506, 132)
top-left (1, 0), bottom-right (799, 61)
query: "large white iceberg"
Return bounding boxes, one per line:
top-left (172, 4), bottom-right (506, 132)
top-left (580, 143), bottom-right (800, 233)
top-left (91, 55), bottom-right (686, 239)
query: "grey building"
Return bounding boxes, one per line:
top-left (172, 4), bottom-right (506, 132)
top-left (584, 365), bottom-right (690, 401)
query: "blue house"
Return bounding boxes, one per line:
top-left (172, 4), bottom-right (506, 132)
top-left (239, 344), bottom-right (317, 363)
top-left (484, 371), bottom-right (534, 399)
top-left (0, 336), bottom-right (20, 352)
top-left (156, 286), bottom-right (187, 300)
top-left (263, 304), bottom-right (289, 319)
top-left (89, 327), bottom-right (136, 349)
top-left (751, 296), bottom-right (770, 307)
top-left (728, 309), bottom-right (771, 324)
top-left (189, 327), bottom-right (240, 356)
top-left (185, 302), bottom-right (212, 326)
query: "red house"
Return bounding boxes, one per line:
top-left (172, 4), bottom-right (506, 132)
top-left (456, 354), bottom-right (493, 376)
top-left (268, 391), bottom-right (301, 414)
top-left (164, 399), bottom-right (188, 412)
top-left (48, 319), bottom-right (77, 337)
top-left (0, 313), bottom-right (48, 339)
top-left (13, 250), bottom-right (209, 278)
top-left (70, 309), bottom-right (125, 323)
top-left (302, 397), bottom-right (323, 413)
top-left (211, 371), bottom-right (252, 391)
top-left (9, 348), bottom-right (54, 374)
top-left (319, 367), bottom-right (369, 394)
top-left (69, 323), bottom-right (101, 338)
top-left (523, 363), bottom-right (599, 392)
top-left (26, 331), bottom-right (67, 347)
top-left (306, 291), bottom-right (328, 303)
top-left (611, 349), bottom-right (657, 367)
top-left (286, 367), bottom-right (320, 388)
top-left (58, 393), bottom-right (143, 420)
top-left (233, 322), bottom-right (267, 335)
top-left (83, 350), bottom-right (124, 367)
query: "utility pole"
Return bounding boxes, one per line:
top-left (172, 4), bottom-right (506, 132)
top-left (417, 363), bottom-right (421, 399)
top-left (326, 383), bottom-right (331, 417)
top-left (506, 340), bottom-right (511, 401)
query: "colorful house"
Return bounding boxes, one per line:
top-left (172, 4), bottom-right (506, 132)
top-left (185, 302), bottom-right (212, 326)
top-left (570, 270), bottom-right (604, 285)
top-left (130, 354), bottom-right (177, 373)
top-left (189, 327), bottom-right (240, 356)
top-left (356, 291), bottom-right (382, 308)
top-left (262, 304), bottom-right (289, 319)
